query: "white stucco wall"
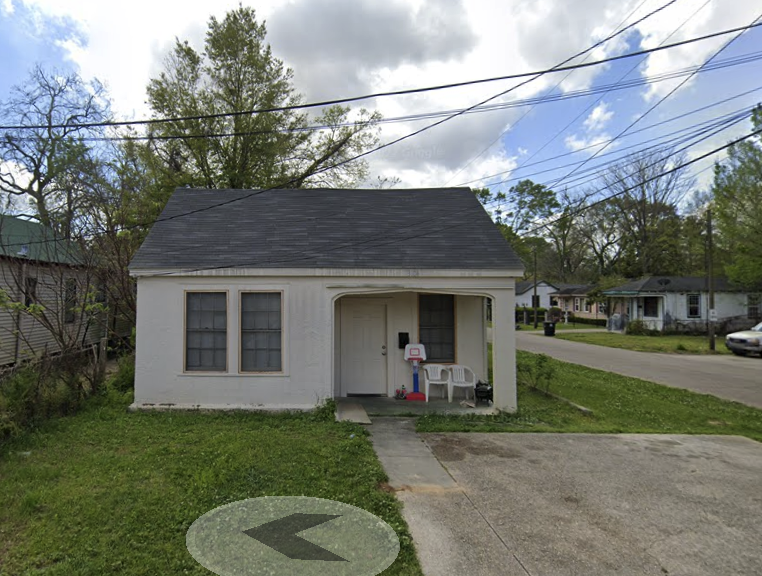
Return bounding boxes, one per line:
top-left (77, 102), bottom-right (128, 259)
top-left (133, 268), bottom-right (519, 411)
top-left (515, 283), bottom-right (556, 308)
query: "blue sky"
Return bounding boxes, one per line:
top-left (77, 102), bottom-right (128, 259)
top-left (1, 0), bottom-right (761, 203)
top-left (0, 2), bottom-right (82, 97)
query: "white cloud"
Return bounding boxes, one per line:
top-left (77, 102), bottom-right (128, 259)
top-left (2, 0), bottom-right (14, 15)
top-left (7, 0), bottom-right (760, 190)
top-left (583, 102), bottom-right (614, 132)
top-left (564, 133), bottom-right (612, 153)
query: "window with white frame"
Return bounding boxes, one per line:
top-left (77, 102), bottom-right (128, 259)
top-left (583, 299), bottom-right (591, 312)
top-left (687, 294), bottom-right (701, 318)
top-left (748, 294), bottom-right (761, 319)
top-left (240, 292), bottom-right (282, 372)
top-left (185, 292), bottom-right (227, 372)
top-left (574, 297), bottom-right (580, 312)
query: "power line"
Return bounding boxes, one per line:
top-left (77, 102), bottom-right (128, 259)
top-left (2, 20), bottom-right (761, 132)
top-left (546, 11), bottom-right (762, 192)
top-left (521, 126), bottom-right (762, 238)
top-left (441, 0), bottom-right (656, 186)
top-left (145, 126), bottom-right (761, 277)
top-left (465, 0), bottom-right (713, 192)
top-left (454, 84), bottom-right (762, 187)
top-left (11, 47), bottom-right (760, 144)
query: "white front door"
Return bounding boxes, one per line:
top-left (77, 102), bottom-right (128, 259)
top-left (340, 300), bottom-right (388, 396)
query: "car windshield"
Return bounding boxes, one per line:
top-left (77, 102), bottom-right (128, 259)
top-left (753, 323), bottom-right (762, 332)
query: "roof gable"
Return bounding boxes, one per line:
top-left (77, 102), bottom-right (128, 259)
top-left (130, 188), bottom-right (523, 272)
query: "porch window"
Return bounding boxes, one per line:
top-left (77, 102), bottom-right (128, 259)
top-left (185, 292), bottom-right (227, 372)
top-left (419, 294), bottom-right (454, 363)
top-left (583, 299), bottom-right (591, 313)
top-left (643, 297), bottom-right (659, 318)
top-left (240, 292), bottom-right (282, 372)
top-left (748, 294), bottom-right (761, 320)
top-left (687, 294), bottom-right (701, 318)
top-left (574, 298), bottom-right (580, 312)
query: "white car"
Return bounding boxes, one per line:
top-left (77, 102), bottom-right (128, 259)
top-left (725, 322), bottom-right (762, 357)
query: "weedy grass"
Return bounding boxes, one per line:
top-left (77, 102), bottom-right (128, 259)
top-left (0, 391), bottom-right (422, 575)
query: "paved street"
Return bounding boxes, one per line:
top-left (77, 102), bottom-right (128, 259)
top-left (517, 331), bottom-right (762, 408)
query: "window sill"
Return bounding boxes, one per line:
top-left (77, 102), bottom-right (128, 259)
top-left (179, 372), bottom-right (289, 378)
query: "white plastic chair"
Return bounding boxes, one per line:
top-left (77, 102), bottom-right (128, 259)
top-left (448, 365), bottom-right (477, 403)
top-left (423, 364), bottom-right (449, 402)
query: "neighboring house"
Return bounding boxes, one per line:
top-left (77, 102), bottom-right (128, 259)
top-left (602, 276), bottom-right (761, 333)
top-left (0, 215), bottom-right (105, 365)
top-left (515, 280), bottom-right (558, 309)
top-left (549, 284), bottom-right (605, 320)
top-left (129, 188), bottom-right (524, 411)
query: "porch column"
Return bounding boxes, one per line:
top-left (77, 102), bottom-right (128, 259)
top-left (491, 288), bottom-right (517, 412)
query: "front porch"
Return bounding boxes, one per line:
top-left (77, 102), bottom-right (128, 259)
top-left (336, 395), bottom-right (498, 422)
top-left (331, 286), bottom-right (516, 412)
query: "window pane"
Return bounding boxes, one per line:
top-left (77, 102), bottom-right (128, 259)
top-left (185, 292), bottom-right (227, 372)
top-left (419, 295), bottom-right (455, 363)
top-left (241, 293), bottom-right (283, 371)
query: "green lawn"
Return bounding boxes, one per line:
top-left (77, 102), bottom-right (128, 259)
top-left (420, 351), bottom-right (762, 441)
top-left (517, 321), bottom-right (604, 331)
top-left (554, 331), bottom-right (732, 354)
top-left (0, 392), bottom-right (422, 575)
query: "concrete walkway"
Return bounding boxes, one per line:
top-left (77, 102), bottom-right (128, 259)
top-left (517, 331), bottom-right (762, 408)
top-left (369, 418), bottom-right (530, 575)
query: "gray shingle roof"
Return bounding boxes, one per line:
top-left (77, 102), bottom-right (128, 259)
top-left (130, 188), bottom-right (523, 271)
top-left (549, 284), bottom-right (595, 296)
top-left (602, 276), bottom-right (747, 294)
top-left (516, 280), bottom-right (557, 294)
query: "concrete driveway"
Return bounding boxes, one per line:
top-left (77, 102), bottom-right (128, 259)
top-left (387, 429), bottom-right (762, 576)
top-left (517, 331), bottom-right (762, 408)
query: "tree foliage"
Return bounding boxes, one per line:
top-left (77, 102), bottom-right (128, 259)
top-left (712, 107), bottom-right (762, 288)
top-left (146, 6), bottom-right (380, 191)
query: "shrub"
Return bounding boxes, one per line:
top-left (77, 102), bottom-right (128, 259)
top-left (110, 354), bottom-right (135, 393)
top-left (0, 350), bottom-right (99, 443)
top-left (626, 319), bottom-right (659, 336)
top-left (517, 353), bottom-right (555, 394)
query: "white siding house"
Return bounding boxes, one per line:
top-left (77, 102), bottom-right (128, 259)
top-left (603, 277), bottom-right (760, 333)
top-left (130, 188), bottom-right (524, 412)
top-left (515, 281), bottom-right (558, 309)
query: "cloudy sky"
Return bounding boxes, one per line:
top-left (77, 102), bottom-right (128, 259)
top-left (1, 0), bottom-right (761, 201)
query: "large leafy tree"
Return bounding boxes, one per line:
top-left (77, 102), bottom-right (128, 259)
top-left (146, 6), bottom-right (380, 190)
top-left (712, 107), bottom-right (762, 288)
top-left (0, 66), bottom-right (111, 237)
top-left (602, 148), bottom-right (692, 277)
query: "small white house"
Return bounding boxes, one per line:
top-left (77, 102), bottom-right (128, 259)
top-left (515, 280), bottom-right (558, 309)
top-left (129, 188), bottom-right (524, 411)
top-left (603, 276), bottom-right (761, 333)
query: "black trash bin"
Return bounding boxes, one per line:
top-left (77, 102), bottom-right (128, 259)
top-left (543, 321), bottom-right (556, 336)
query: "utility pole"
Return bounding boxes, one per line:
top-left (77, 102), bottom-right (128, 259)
top-left (707, 209), bottom-right (715, 351)
top-left (533, 248), bottom-right (539, 329)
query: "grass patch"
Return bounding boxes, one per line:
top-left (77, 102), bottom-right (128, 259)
top-left (418, 351), bottom-right (762, 442)
top-left (554, 332), bottom-right (731, 355)
top-left (0, 394), bottom-right (422, 575)
top-left (517, 322), bottom-right (603, 331)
